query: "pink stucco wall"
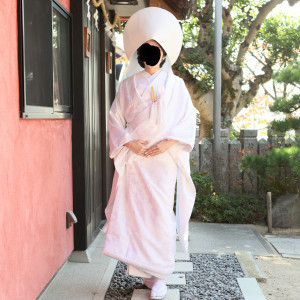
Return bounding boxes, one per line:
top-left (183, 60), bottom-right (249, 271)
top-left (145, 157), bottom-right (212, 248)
top-left (0, 0), bottom-right (73, 299)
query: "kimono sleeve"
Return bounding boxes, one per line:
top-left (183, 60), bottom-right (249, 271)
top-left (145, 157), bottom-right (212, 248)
top-left (108, 82), bottom-right (133, 158)
top-left (164, 78), bottom-right (196, 152)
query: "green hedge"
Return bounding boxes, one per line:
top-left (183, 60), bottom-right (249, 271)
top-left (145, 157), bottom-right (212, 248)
top-left (240, 146), bottom-right (300, 199)
top-left (191, 171), bottom-right (265, 223)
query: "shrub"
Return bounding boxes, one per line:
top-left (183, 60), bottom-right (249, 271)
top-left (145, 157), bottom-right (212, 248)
top-left (191, 171), bottom-right (214, 195)
top-left (191, 171), bottom-right (213, 217)
top-left (196, 192), bottom-right (265, 224)
top-left (240, 146), bottom-right (300, 198)
top-left (191, 171), bottom-right (265, 223)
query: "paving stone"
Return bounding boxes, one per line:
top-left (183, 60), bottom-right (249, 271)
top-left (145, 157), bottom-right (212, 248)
top-left (165, 273), bottom-right (186, 285)
top-left (282, 253), bottom-right (300, 259)
top-left (237, 278), bottom-right (266, 300)
top-left (266, 237), bottom-right (300, 256)
top-left (174, 261), bottom-right (193, 272)
top-left (235, 251), bottom-right (267, 283)
top-left (188, 223), bottom-right (276, 255)
top-left (175, 252), bottom-right (190, 261)
top-left (93, 259), bottom-right (118, 300)
top-left (131, 289), bottom-right (180, 300)
top-left (40, 223), bottom-right (264, 300)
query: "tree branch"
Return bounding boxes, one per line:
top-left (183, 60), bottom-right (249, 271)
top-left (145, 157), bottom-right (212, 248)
top-left (288, 82), bottom-right (300, 89)
top-left (227, 0), bottom-right (235, 10)
top-left (283, 83), bottom-right (287, 98)
top-left (273, 80), bottom-right (278, 99)
top-left (198, 0), bottom-right (214, 47)
top-left (236, 0), bottom-right (285, 65)
top-left (246, 63), bottom-right (276, 100)
top-left (180, 46), bottom-right (214, 66)
top-left (172, 59), bottom-right (199, 85)
top-left (236, 63), bottom-right (273, 114)
top-left (248, 50), bottom-right (267, 67)
top-left (192, 0), bottom-right (200, 18)
top-left (262, 83), bottom-right (276, 100)
top-left (222, 0), bottom-right (235, 37)
top-left (222, 5), bottom-right (234, 37)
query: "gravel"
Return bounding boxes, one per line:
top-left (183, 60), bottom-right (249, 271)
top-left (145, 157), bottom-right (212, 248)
top-left (104, 254), bottom-right (245, 300)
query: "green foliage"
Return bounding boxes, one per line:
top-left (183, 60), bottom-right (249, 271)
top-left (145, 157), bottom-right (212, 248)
top-left (115, 21), bottom-right (127, 34)
top-left (197, 192), bottom-right (265, 223)
top-left (229, 128), bottom-right (240, 140)
top-left (274, 61), bottom-right (300, 84)
top-left (270, 117), bottom-right (300, 132)
top-left (269, 61), bottom-right (300, 132)
top-left (191, 171), bottom-right (265, 223)
top-left (255, 15), bottom-right (300, 65)
top-left (269, 95), bottom-right (300, 114)
top-left (191, 171), bottom-right (214, 218)
top-left (240, 146), bottom-right (300, 198)
top-left (227, 0), bottom-right (266, 59)
top-left (191, 171), bottom-right (214, 195)
top-left (181, 17), bottom-right (201, 48)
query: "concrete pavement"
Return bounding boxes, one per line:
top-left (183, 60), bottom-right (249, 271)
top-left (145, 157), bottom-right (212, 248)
top-left (39, 221), bottom-right (277, 300)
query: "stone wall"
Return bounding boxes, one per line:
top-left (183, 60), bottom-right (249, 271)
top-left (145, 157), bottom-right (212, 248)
top-left (191, 129), bottom-right (299, 193)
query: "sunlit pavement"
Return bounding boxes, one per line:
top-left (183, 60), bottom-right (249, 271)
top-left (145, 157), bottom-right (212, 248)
top-left (39, 221), bottom-right (278, 300)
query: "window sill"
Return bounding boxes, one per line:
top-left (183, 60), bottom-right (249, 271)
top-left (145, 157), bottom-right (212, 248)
top-left (21, 112), bottom-right (72, 119)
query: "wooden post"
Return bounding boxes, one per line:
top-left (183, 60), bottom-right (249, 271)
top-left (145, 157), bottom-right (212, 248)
top-left (267, 192), bottom-right (272, 233)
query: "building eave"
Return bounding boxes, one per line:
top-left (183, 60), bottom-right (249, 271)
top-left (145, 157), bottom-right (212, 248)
top-left (105, 0), bottom-right (193, 19)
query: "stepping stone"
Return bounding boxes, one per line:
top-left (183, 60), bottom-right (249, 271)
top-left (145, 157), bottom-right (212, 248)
top-left (175, 252), bottom-right (190, 261)
top-left (266, 236), bottom-right (300, 256)
top-left (282, 253), bottom-right (300, 259)
top-left (131, 289), bottom-right (180, 300)
top-left (235, 251), bottom-right (267, 283)
top-left (174, 261), bottom-right (193, 272)
top-left (237, 278), bottom-right (266, 300)
top-left (165, 273), bottom-right (186, 285)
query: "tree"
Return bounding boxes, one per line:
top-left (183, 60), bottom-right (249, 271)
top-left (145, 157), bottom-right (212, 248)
top-left (269, 61), bottom-right (300, 132)
top-left (173, 0), bottom-right (300, 138)
top-left (232, 95), bottom-right (275, 137)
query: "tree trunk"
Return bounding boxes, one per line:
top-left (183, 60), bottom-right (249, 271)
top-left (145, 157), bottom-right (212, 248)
top-left (184, 66), bottom-right (243, 140)
top-left (185, 81), bottom-right (214, 140)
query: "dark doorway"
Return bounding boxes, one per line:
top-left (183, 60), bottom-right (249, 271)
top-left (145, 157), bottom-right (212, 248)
top-left (84, 3), bottom-right (103, 242)
top-left (71, 1), bottom-right (115, 250)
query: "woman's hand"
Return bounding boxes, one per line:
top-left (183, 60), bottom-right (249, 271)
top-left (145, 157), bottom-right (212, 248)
top-left (125, 140), bottom-right (149, 156)
top-left (144, 139), bottom-right (178, 157)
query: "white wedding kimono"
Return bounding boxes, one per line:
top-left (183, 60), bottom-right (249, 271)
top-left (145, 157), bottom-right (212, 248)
top-left (101, 69), bottom-right (196, 279)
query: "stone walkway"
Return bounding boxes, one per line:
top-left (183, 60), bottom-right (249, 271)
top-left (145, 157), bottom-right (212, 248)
top-left (104, 253), bottom-right (246, 300)
top-left (265, 236), bottom-right (300, 259)
top-left (39, 222), bottom-right (276, 300)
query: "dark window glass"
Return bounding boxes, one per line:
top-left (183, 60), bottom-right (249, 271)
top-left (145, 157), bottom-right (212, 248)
top-left (23, 0), bottom-right (53, 107)
top-left (20, 0), bottom-right (72, 118)
top-left (53, 7), bottom-right (72, 111)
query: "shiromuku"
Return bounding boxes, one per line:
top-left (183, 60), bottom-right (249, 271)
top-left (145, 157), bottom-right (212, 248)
top-left (101, 7), bottom-right (196, 300)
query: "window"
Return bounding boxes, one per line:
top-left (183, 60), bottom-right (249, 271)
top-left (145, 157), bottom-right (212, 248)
top-left (19, 0), bottom-right (72, 118)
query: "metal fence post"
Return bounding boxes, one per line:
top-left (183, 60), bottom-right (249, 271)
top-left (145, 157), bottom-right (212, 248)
top-left (213, 0), bottom-right (222, 189)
